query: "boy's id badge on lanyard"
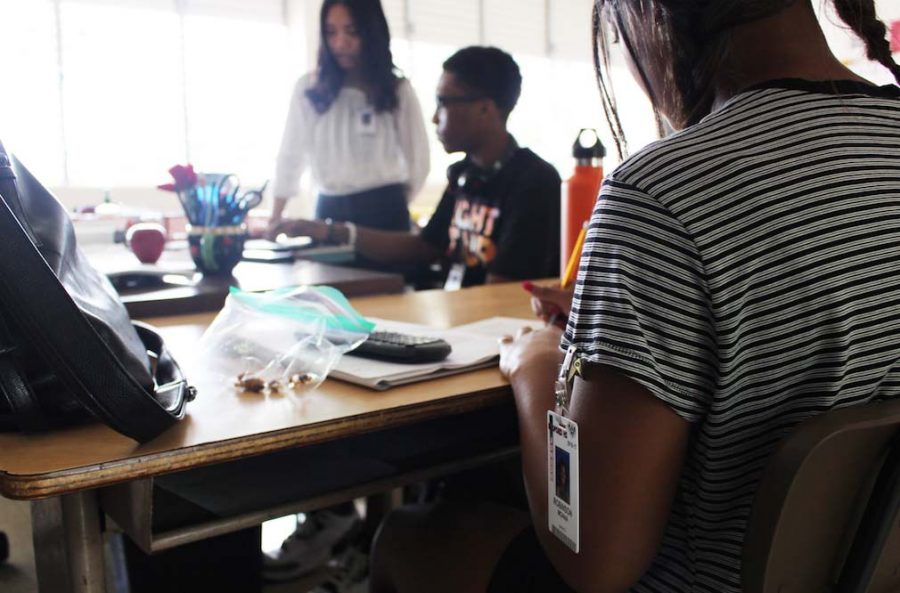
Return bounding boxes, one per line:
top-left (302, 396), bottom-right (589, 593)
top-left (548, 345), bottom-right (581, 553)
top-left (356, 107), bottom-right (376, 136)
top-left (443, 262), bottom-right (465, 291)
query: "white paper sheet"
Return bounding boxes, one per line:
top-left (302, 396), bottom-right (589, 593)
top-left (330, 316), bottom-right (536, 390)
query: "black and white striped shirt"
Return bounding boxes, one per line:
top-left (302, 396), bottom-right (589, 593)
top-left (563, 79), bottom-right (900, 593)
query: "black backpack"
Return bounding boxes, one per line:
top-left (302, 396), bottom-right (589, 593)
top-left (0, 141), bottom-right (194, 443)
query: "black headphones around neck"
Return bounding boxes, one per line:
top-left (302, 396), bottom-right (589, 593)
top-left (456, 137), bottom-right (519, 193)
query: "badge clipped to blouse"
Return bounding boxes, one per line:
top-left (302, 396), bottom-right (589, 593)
top-left (356, 107), bottom-right (377, 136)
top-left (548, 345), bottom-right (582, 553)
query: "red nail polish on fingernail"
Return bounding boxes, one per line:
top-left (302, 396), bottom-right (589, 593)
top-left (522, 281), bottom-right (535, 292)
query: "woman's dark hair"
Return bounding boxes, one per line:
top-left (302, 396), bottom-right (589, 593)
top-left (306, 0), bottom-right (400, 114)
top-left (442, 46), bottom-right (523, 118)
top-left (592, 0), bottom-right (900, 159)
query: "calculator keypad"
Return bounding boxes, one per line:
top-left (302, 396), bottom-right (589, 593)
top-left (349, 330), bottom-right (452, 363)
top-left (369, 331), bottom-right (443, 346)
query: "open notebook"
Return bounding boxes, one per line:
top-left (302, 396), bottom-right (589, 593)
top-left (330, 316), bottom-right (537, 390)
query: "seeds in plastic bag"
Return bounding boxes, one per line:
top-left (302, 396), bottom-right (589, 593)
top-left (288, 373), bottom-right (315, 388)
top-left (268, 380), bottom-right (283, 393)
top-left (235, 372), bottom-right (266, 393)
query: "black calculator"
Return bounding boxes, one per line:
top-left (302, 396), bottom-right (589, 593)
top-left (349, 331), bottom-right (452, 363)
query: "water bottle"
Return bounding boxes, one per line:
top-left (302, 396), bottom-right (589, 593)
top-left (561, 129), bottom-right (605, 275)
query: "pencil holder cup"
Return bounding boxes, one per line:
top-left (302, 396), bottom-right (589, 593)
top-left (187, 225), bottom-right (247, 276)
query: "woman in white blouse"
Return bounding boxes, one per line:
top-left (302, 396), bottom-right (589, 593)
top-left (269, 0), bottom-right (430, 234)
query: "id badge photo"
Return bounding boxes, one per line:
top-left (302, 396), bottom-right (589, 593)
top-left (548, 410), bottom-right (580, 552)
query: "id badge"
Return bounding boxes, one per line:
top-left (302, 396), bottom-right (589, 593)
top-left (548, 410), bottom-right (580, 553)
top-left (356, 107), bottom-right (376, 136)
top-left (443, 262), bottom-right (465, 291)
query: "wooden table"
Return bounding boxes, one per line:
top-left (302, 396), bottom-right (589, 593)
top-left (85, 243), bottom-right (405, 317)
top-left (0, 282), bottom-right (534, 593)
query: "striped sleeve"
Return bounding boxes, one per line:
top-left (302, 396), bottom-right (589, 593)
top-left (563, 179), bottom-right (717, 422)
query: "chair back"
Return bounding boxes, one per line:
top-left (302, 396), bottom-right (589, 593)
top-left (743, 398), bottom-right (900, 593)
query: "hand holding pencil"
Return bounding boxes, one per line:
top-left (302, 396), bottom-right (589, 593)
top-left (522, 224), bottom-right (585, 329)
top-left (561, 224), bottom-right (587, 290)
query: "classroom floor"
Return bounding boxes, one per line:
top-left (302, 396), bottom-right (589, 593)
top-left (0, 496), bottom-right (329, 593)
top-left (0, 496), bottom-right (36, 593)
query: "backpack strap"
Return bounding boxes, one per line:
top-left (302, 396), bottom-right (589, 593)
top-left (0, 313), bottom-right (46, 433)
top-left (0, 140), bottom-right (40, 247)
top-left (0, 143), bottom-right (45, 432)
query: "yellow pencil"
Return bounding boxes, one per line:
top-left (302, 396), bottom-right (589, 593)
top-left (561, 224), bottom-right (587, 289)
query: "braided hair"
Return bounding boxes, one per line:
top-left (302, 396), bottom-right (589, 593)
top-left (593, 0), bottom-right (900, 159)
top-left (832, 0), bottom-right (900, 83)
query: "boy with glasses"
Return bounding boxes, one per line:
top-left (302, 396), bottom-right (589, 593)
top-left (272, 46), bottom-right (561, 289)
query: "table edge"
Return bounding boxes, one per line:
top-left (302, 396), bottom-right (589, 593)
top-left (0, 384), bottom-right (511, 500)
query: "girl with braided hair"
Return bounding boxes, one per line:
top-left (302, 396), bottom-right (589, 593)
top-left (370, 2), bottom-right (900, 592)
top-left (592, 0), bottom-right (900, 156)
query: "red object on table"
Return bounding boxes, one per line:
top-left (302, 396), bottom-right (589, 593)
top-left (126, 222), bottom-right (167, 264)
top-left (891, 21), bottom-right (900, 54)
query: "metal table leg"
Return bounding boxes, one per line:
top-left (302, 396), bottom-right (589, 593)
top-left (32, 490), bottom-right (106, 593)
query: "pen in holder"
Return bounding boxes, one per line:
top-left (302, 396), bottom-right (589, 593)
top-left (158, 164), bottom-right (266, 277)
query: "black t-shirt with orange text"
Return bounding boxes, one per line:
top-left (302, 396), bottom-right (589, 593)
top-left (420, 148), bottom-right (561, 287)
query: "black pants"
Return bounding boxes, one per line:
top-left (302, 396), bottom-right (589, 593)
top-left (316, 183), bottom-right (410, 232)
top-left (318, 183), bottom-right (428, 278)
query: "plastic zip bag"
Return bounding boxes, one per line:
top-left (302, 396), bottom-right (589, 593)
top-left (198, 285), bottom-right (373, 395)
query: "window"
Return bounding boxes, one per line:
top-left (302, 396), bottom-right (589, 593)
top-left (6, 0), bottom-right (892, 201)
top-left (0, 0), bottom-right (65, 184)
top-left (181, 14), bottom-right (293, 185)
top-left (60, 2), bottom-right (185, 187)
top-left (386, 0), bottom-right (653, 197)
top-left (0, 0), bottom-right (292, 190)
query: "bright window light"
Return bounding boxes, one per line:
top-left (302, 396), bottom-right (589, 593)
top-left (59, 3), bottom-right (185, 187)
top-left (182, 15), bottom-right (292, 187)
top-left (0, 0), bottom-right (65, 184)
top-left (0, 0), bottom-right (292, 192)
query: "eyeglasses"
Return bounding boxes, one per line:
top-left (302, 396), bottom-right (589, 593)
top-left (435, 95), bottom-right (486, 109)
